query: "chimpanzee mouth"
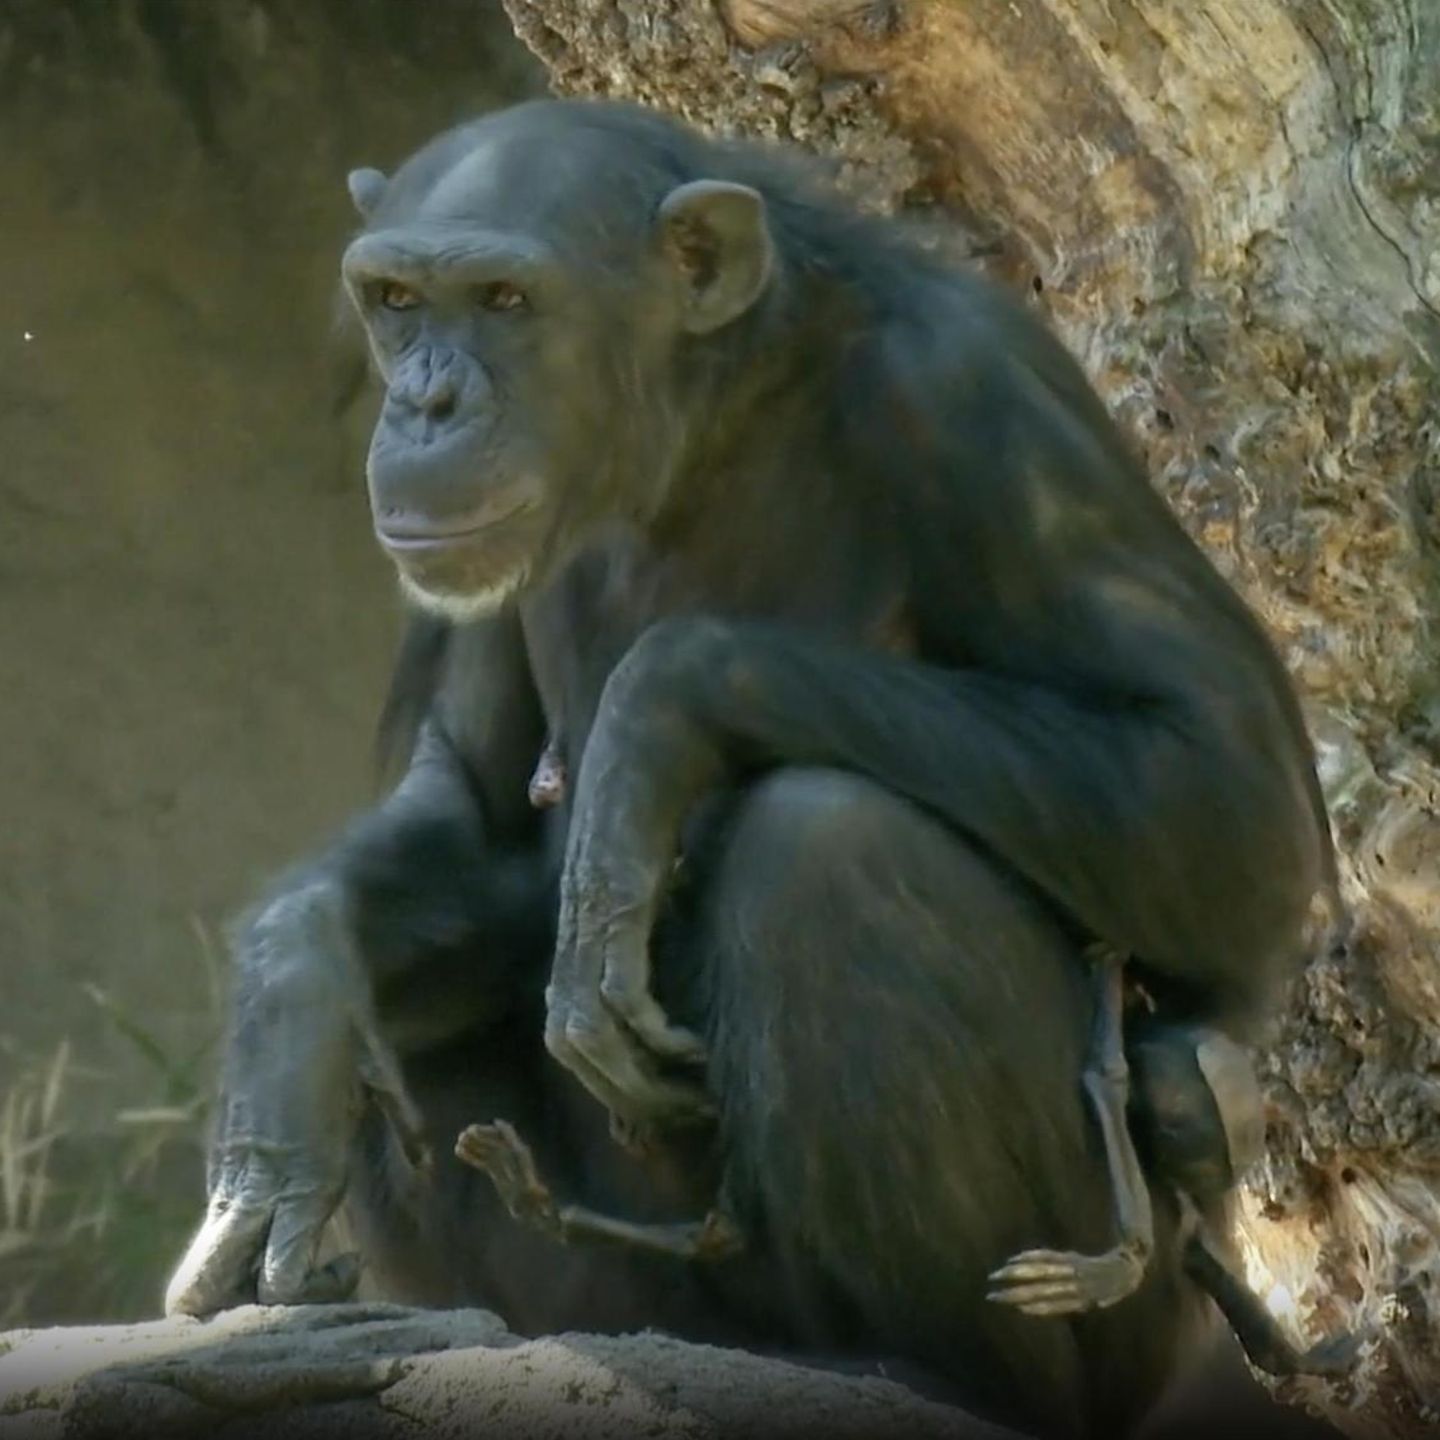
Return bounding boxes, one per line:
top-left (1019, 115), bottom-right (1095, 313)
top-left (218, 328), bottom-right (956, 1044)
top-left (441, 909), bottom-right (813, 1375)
top-left (381, 496), bottom-right (546, 615)
top-left (379, 524), bottom-right (489, 552)
top-left (374, 485), bottom-right (541, 553)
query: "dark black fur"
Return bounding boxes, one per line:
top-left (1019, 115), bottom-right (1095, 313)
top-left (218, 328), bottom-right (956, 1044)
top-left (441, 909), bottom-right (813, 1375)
top-left (166, 101), bottom-right (1334, 1438)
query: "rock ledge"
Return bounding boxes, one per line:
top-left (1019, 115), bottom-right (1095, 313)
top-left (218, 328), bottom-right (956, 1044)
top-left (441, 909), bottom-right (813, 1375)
top-left (0, 1303), bottom-right (1013, 1440)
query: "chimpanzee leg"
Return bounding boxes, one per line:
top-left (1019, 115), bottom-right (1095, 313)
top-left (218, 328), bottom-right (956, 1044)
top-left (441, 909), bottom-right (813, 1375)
top-left (1126, 1030), bottom-right (1367, 1381)
top-left (1128, 1021), bottom-right (1264, 1203)
top-left (165, 722), bottom-right (552, 1317)
top-left (986, 967), bottom-right (1365, 1375)
top-left (456, 1119), bottom-right (742, 1261)
top-left (1178, 1200), bottom-right (1369, 1379)
top-left (689, 769), bottom-right (1204, 1438)
top-left (989, 948), bottom-right (1154, 1315)
top-left (466, 766), bottom-right (1205, 1432)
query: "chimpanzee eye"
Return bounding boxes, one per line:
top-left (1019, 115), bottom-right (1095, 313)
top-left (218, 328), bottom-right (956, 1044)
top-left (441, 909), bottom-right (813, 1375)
top-left (475, 280), bottom-right (528, 313)
top-left (376, 280), bottom-right (421, 311)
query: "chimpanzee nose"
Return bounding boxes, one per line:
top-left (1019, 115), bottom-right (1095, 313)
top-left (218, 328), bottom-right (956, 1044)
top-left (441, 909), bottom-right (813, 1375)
top-left (386, 345), bottom-right (479, 431)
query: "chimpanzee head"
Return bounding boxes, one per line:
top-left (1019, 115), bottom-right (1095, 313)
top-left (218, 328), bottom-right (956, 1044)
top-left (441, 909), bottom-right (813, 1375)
top-left (340, 101), bottom-right (777, 619)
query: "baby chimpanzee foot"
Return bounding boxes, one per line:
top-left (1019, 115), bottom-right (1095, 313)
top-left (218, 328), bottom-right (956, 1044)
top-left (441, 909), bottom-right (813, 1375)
top-left (457, 1119), bottom-right (743, 1263)
top-left (990, 946), bottom-right (1152, 1316)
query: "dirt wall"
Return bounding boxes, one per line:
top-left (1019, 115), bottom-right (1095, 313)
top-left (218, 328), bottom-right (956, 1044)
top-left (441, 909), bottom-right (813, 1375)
top-left (0, 0), bottom-right (539, 1321)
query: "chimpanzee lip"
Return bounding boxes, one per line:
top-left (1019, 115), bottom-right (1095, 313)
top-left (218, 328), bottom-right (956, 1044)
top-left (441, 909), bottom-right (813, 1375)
top-left (376, 491), bottom-right (539, 550)
top-left (378, 524), bottom-right (488, 551)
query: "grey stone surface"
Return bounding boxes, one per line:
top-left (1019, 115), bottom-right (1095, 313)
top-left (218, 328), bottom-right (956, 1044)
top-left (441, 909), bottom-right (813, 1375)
top-left (0, 1304), bottom-right (1014, 1440)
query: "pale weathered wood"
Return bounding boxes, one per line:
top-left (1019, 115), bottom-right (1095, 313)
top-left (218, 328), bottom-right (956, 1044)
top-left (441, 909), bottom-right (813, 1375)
top-left (719, 0), bottom-right (883, 47)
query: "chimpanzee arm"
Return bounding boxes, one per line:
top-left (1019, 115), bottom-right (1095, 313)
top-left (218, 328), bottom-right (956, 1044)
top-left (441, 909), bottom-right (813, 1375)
top-left (166, 615), bottom-right (550, 1316)
top-left (544, 610), bottom-right (1322, 1125)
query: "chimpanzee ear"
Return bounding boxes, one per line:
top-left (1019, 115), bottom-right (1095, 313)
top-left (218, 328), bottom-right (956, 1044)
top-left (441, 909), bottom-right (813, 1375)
top-left (657, 180), bottom-right (774, 334)
top-left (347, 167), bottom-right (389, 221)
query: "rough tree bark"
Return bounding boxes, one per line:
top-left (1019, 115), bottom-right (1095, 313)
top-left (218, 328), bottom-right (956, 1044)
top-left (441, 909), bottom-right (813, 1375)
top-left (500, 1), bottom-right (1440, 1435)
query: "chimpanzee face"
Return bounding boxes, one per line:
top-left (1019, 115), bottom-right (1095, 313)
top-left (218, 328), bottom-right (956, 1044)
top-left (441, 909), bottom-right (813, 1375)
top-left (341, 103), bottom-right (774, 620)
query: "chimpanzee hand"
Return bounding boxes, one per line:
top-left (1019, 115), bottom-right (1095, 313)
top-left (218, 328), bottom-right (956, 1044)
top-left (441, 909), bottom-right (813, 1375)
top-left (544, 849), bottom-right (714, 1128)
top-left (543, 625), bottom-right (721, 1127)
top-left (165, 883), bottom-right (426, 1316)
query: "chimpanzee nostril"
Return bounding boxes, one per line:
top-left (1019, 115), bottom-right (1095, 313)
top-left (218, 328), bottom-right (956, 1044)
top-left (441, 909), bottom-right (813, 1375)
top-left (384, 346), bottom-right (483, 427)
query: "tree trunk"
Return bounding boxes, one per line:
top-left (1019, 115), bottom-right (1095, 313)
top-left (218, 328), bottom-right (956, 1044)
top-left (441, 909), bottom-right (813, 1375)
top-left (501, 1), bottom-right (1440, 1433)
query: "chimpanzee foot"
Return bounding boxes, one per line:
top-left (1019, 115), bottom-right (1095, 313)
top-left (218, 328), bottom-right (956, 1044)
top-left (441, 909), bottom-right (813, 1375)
top-left (990, 947), bottom-right (1153, 1319)
top-left (1287, 1328), bottom-right (1372, 1379)
top-left (688, 1208), bottom-right (745, 1262)
top-left (1179, 1202), bottom-right (1371, 1379)
top-left (988, 1242), bottom-right (1146, 1316)
top-left (455, 1120), bottom-right (562, 1236)
top-left (457, 1119), bottom-right (743, 1262)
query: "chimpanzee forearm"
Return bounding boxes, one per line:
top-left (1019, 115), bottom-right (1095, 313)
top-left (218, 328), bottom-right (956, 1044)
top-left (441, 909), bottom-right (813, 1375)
top-left (333, 724), bottom-right (555, 1047)
top-left (317, 613), bottom-right (554, 1040)
top-left (168, 619), bottom-right (552, 1317)
top-left (230, 711), bottom-right (545, 1061)
top-left (563, 617), bottom-right (1310, 983)
top-left (545, 615), bottom-right (1320, 1123)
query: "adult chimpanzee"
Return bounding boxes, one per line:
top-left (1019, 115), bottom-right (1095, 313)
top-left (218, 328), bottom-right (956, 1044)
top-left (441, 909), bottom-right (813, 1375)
top-left (165, 99), bottom-right (1341, 1436)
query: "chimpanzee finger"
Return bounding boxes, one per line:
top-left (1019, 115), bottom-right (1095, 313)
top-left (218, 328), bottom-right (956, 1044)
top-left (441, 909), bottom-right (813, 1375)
top-left (258, 1184), bottom-right (347, 1305)
top-left (291, 1252), bottom-right (364, 1305)
top-left (987, 1251), bottom-right (1083, 1282)
top-left (599, 971), bottom-right (708, 1066)
top-left (987, 1279), bottom-right (1084, 1308)
top-left (164, 1193), bottom-right (270, 1317)
top-left (994, 1295), bottom-right (1088, 1318)
top-left (559, 1016), bottom-right (716, 1126)
top-left (562, 1035), bottom-right (689, 1122)
top-left (357, 1021), bottom-right (430, 1170)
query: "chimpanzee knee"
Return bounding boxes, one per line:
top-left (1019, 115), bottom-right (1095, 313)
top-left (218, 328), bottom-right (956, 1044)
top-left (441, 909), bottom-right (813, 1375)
top-left (698, 766), bottom-right (1099, 1204)
top-left (1128, 1020), bottom-right (1265, 1207)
